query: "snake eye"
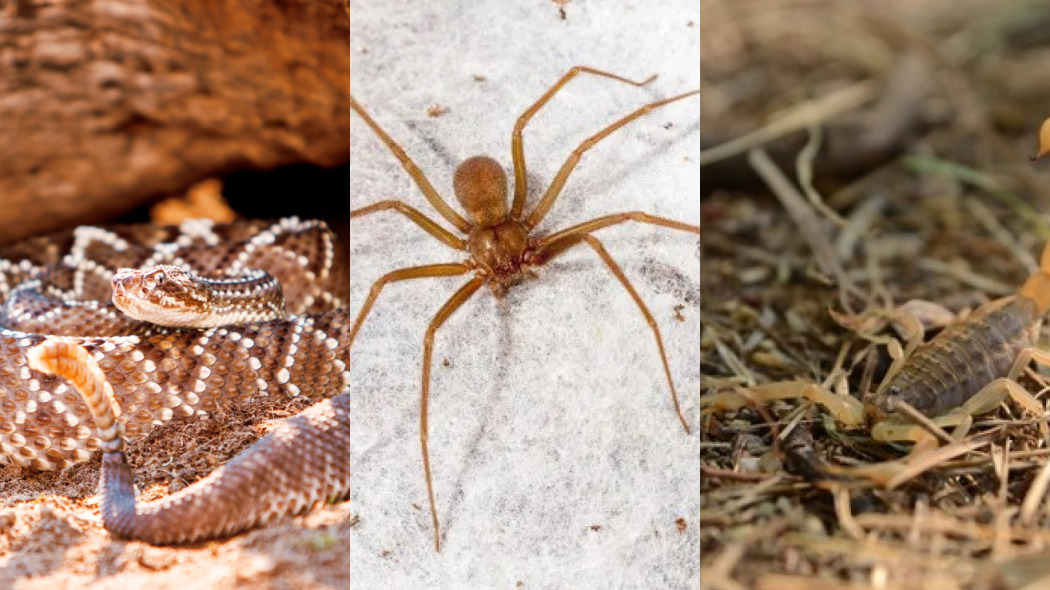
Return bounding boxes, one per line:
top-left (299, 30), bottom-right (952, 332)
top-left (153, 271), bottom-right (165, 286)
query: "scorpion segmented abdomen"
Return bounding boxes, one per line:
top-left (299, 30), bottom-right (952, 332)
top-left (876, 297), bottom-right (1039, 418)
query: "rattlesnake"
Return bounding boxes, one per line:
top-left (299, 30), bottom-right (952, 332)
top-left (0, 217), bottom-right (358, 542)
top-left (111, 265), bottom-right (287, 329)
top-left (29, 339), bottom-right (354, 545)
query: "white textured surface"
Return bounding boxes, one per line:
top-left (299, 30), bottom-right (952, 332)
top-left (344, 1), bottom-right (700, 587)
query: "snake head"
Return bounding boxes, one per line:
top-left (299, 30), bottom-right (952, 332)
top-left (111, 265), bottom-right (284, 329)
top-left (111, 265), bottom-right (211, 328)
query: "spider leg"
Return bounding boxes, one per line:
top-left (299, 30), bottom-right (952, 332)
top-left (350, 96), bottom-right (472, 233)
top-left (534, 233), bottom-right (691, 433)
top-left (420, 276), bottom-right (485, 552)
top-left (522, 89), bottom-right (700, 231)
top-left (536, 211), bottom-right (699, 251)
top-left (347, 263), bottom-right (472, 353)
top-left (510, 67), bottom-right (658, 219)
top-left (349, 200), bottom-right (467, 250)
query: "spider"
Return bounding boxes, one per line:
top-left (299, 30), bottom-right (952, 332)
top-left (347, 67), bottom-right (699, 550)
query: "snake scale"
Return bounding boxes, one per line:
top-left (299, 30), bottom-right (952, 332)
top-left (0, 217), bottom-right (359, 543)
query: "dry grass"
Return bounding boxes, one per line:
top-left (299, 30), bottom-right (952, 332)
top-left (699, 1), bottom-right (1050, 588)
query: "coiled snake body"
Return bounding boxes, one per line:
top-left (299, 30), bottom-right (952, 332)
top-left (0, 218), bottom-right (358, 543)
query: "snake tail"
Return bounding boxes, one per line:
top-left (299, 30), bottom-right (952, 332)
top-left (28, 340), bottom-right (356, 544)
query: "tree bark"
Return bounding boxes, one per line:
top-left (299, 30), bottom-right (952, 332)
top-left (0, 0), bottom-right (350, 245)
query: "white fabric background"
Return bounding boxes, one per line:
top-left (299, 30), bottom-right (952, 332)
top-left (342, 1), bottom-right (700, 587)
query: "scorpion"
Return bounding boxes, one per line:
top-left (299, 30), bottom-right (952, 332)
top-left (698, 240), bottom-right (1050, 483)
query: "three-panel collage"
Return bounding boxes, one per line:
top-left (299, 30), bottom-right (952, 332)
top-left (7, 1), bottom-right (1050, 589)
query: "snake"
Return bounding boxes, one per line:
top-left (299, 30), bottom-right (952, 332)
top-left (111, 265), bottom-right (287, 329)
top-left (0, 217), bottom-right (359, 544)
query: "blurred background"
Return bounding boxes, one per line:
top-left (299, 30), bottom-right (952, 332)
top-left (700, 1), bottom-right (1050, 588)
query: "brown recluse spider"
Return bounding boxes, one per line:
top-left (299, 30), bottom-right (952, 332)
top-left (347, 66), bottom-right (699, 551)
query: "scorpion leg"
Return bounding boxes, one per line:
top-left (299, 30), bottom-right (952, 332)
top-left (698, 380), bottom-right (866, 429)
top-left (1013, 346), bottom-right (1050, 392)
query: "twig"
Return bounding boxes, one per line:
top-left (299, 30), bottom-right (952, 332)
top-left (915, 258), bottom-right (1014, 296)
top-left (748, 147), bottom-right (855, 301)
top-left (964, 197), bottom-right (1039, 274)
top-left (886, 437), bottom-right (989, 489)
top-left (698, 81), bottom-right (877, 167)
top-left (797, 123), bottom-right (849, 228)
top-left (1019, 454), bottom-right (1050, 525)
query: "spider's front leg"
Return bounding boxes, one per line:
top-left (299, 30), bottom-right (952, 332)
top-left (509, 66), bottom-right (658, 219)
top-left (349, 201), bottom-right (467, 250)
top-left (349, 96), bottom-right (472, 233)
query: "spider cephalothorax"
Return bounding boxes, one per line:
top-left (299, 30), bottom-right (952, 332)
top-left (454, 156), bottom-right (531, 290)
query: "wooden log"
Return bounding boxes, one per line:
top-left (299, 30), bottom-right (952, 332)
top-left (0, 0), bottom-right (350, 244)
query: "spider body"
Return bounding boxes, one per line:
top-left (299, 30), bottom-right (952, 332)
top-left (452, 156), bottom-right (532, 290)
top-left (347, 67), bottom-right (699, 550)
top-left (468, 220), bottom-right (531, 293)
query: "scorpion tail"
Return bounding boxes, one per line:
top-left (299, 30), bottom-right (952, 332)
top-left (1019, 240), bottom-right (1050, 315)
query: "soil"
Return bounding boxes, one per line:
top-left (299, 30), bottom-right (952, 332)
top-left (0, 395), bottom-right (357, 589)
